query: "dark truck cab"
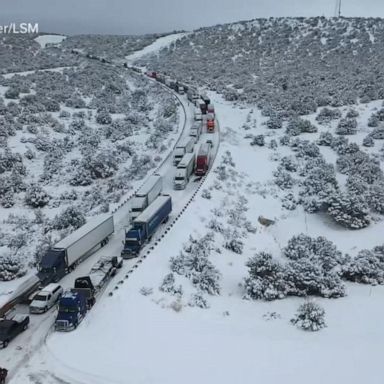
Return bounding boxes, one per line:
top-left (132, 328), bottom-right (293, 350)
top-left (38, 249), bottom-right (67, 285)
top-left (0, 314), bottom-right (29, 348)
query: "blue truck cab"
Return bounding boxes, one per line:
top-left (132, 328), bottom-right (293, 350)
top-left (55, 291), bottom-right (87, 331)
top-left (38, 249), bottom-right (67, 286)
top-left (121, 195), bottom-right (172, 259)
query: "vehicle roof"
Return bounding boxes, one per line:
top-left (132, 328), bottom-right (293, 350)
top-left (40, 283), bottom-right (62, 294)
top-left (178, 153), bottom-right (195, 168)
top-left (176, 137), bottom-right (194, 149)
top-left (53, 214), bottom-right (113, 250)
top-left (134, 195), bottom-right (171, 224)
top-left (198, 143), bottom-right (211, 156)
top-left (135, 174), bottom-right (162, 197)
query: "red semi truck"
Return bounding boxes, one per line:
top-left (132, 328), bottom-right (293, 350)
top-left (195, 143), bottom-right (211, 176)
top-left (206, 113), bottom-right (215, 132)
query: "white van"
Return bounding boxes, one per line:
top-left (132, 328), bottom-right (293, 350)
top-left (29, 283), bottom-right (63, 314)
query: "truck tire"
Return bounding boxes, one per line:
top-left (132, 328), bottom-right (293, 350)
top-left (3, 340), bottom-right (8, 348)
top-left (44, 306), bottom-right (48, 313)
top-left (23, 324), bottom-right (28, 331)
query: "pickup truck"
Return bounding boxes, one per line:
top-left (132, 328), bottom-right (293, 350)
top-left (0, 314), bottom-right (29, 348)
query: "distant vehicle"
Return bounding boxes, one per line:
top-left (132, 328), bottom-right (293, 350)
top-left (29, 283), bottom-right (63, 314)
top-left (199, 100), bottom-right (208, 114)
top-left (122, 195), bottom-right (172, 258)
top-left (194, 108), bottom-right (202, 121)
top-left (206, 139), bottom-right (213, 148)
top-left (146, 71), bottom-right (157, 79)
top-left (174, 153), bottom-right (195, 190)
top-left (38, 215), bottom-right (114, 285)
top-left (164, 76), bottom-right (172, 87)
top-left (173, 137), bottom-right (195, 165)
top-left (176, 84), bottom-right (185, 95)
top-left (195, 143), bottom-right (211, 176)
top-left (206, 113), bottom-right (215, 132)
top-left (187, 88), bottom-right (199, 102)
top-left (130, 174), bottom-right (162, 222)
top-left (189, 122), bottom-right (202, 143)
top-left (0, 314), bottom-right (29, 348)
top-left (201, 94), bottom-right (211, 106)
top-left (207, 103), bottom-right (215, 115)
top-left (156, 74), bottom-right (166, 83)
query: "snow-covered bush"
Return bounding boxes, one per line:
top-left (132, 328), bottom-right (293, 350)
top-left (368, 114), bottom-right (379, 127)
top-left (291, 301), bottom-right (326, 331)
top-left (96, 109), bottom-right (112, 125)
top-left (286, 117), bottom-right (317, 136)
top-left (201, 189), bottom-right (211, 199)
top-left (363, 134), bottom-right (374, 147)
top-left (346, 109), bottom-right (359, 118)
top-left (328, 192), bottom-right (370, 229)
top-left (342, 249), bottom-right (384, 285)
top-left (170, 233), bottom-right (220, 295)
top-left (250, 134), bottom-right (265, 146)
top-left (51, 206), bottom-right (86, 230)
top-left (370, 127), bottom-right (384, 139)
top-left (274, 167), bottom-right (295, 190)
top-left (368, 180), bottom-right (384, 214)
top-left (159, 273), bottom-right (183, 297)
top-left (223, 238), bottom-right (244, 254)
top-left (335, 118), bottom-right (357, 135)
top-left (244, 252), bottom-right (288, 301)
top-left (283, 234), bottom-right (344, 271)
top-left (346, 175), bottom-right (368, 197)
top-left (317, 131), bottom-right (334, 146)
top-left (315, 107), bottom-right (341, 124)
top-left (188, 292), bottom-right (210, 309)
top-left (290, 139), bottom-right (320, 159)
top-left (0, 253), bottom-right (26, 281)
top-left (280, 156), bottom-right (297, 172)
top-left (25, 183), bottom-right (50, 208)
top-left (281, 193), bottom-right (297, 210)
top-left (266, 113), bottom-right (283, 130)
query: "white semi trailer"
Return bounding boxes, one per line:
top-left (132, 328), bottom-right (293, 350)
top-left (174, 152), bottom-right (195, 190)
top-left (38, 215), bottom-right (114, 285)
top-left (173, 137), bottom-right (195, 165)
top-left (130, 174), bottom-right (163, 222)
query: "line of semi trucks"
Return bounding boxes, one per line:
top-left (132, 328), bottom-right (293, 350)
top-left (0, 68), bottom-right (217, 343)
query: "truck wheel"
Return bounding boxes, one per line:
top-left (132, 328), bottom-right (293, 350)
top-left (3, 340), bottom-right (8, 348)
top-left (23, 324), bottom-right (28, 331)
top-left (44, 306), bottom-right (48, 313)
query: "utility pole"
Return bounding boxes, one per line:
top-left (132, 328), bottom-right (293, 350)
top-left (338, 0), bottom-right (342, 17)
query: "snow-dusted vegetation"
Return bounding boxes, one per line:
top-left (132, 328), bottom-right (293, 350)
top-left (0, 53), bottom-right (179, 279)
top-left (140, 17), bottom-right (384, 115)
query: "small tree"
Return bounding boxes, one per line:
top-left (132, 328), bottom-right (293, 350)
top-left (291, 301), bottom-right (326, 331)
top-left (25, 183), bottom-right (50, 208)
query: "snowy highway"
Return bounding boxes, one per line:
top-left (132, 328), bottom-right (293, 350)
top-left (2, 34), bottom-right (221, 383)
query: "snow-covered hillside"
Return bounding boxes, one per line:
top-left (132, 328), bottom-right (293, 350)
top-left (139, 17), bottom-right (384, 114)
top-left (3, 16), bottom-right (384, 384)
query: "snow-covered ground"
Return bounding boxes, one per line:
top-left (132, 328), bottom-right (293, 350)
top-left (125, 32), bottom-right (188, 65)
top-left (4, 26), bottom-right (384, 384)
top-left (34, 35), bottom-right (67, 48)
top-left (9, 91), bottom-right (384, 384)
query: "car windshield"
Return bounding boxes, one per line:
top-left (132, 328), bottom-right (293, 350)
top-left (131, 207), bottom-right (142, 212)
top-left (33, 295), bottom-right (47, 301)
top-left (175, 176), bottom-right (185, 181)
